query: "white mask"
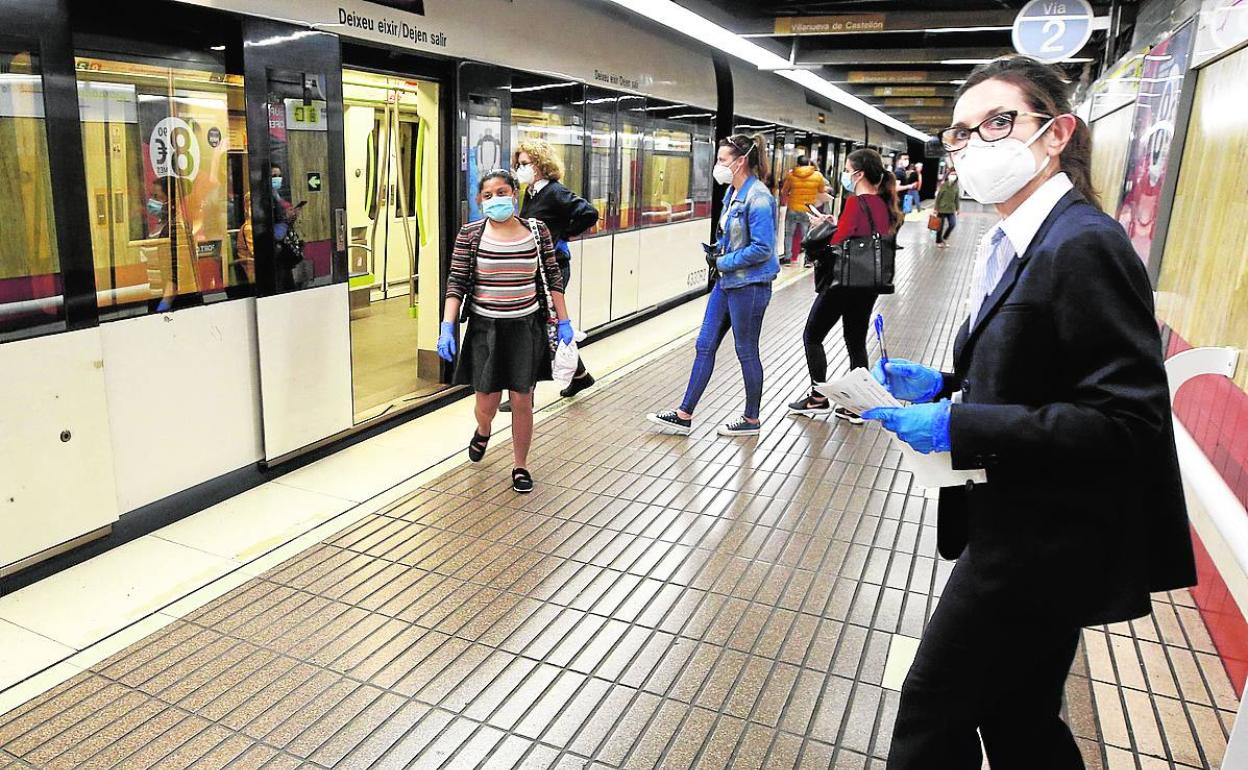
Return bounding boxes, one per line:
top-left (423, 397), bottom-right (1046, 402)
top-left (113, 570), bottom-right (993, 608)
top-left (515, 164), bottom-right (536, 185)
top-left (712, 162), bottom-right (735, 186)
top-left (952, 118), bottom-right (1055, 204)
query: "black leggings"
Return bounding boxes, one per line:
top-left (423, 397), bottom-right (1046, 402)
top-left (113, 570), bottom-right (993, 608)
top-left (803, 287), bottom-right (879, 384)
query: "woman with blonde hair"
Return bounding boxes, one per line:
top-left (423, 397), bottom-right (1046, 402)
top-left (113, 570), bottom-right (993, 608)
top-left (513, 139), bottom-right (599, 399)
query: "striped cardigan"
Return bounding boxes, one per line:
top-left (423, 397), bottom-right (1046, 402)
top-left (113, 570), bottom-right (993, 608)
top-left (446, 218), bottom-right (565, 319)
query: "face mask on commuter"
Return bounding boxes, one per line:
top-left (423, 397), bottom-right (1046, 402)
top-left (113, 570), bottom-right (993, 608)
top-left (712, 159), bottom-right (736, 186)
top-left (952, 117), bottom-right (1055, 204)
top-left (515, 164), bottom-right (536, 185)
top-left (271, 176), bottom-right (283, 193)
top-left (841, 170), bottom-right (858, 193)
top-left (146, 198), bottom-right (166, 217)
top-left (482, 195), bottom-right (516, 222)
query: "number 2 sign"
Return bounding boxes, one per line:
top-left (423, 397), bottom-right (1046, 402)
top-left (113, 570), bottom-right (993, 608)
top-left (1012, 0), bottom-right (1095, 64)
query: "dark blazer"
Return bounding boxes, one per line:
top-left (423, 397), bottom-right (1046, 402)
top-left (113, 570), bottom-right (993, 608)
top-left (935, 189), bottom-right (1196, 627)
top-left (519, 180), bottom-right (598, 260)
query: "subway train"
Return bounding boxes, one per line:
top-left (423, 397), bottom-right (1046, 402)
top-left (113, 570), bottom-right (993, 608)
top-left (0, 0), bottom-right (907, 577)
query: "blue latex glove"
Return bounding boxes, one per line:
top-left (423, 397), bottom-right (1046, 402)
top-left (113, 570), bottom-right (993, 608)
top-left (863, 400), bottom-right (952, 454)
top-left (870, 358), bottom-right (944, 403)
top-left (437, 321), bottom-right (457, 362)
top-left (557, 319), bottom-right (575, 345)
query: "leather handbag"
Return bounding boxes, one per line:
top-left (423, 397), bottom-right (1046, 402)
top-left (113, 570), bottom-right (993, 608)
top-left (828, 195), bottom-right (895, 294)
top-left (928, 213), bottom-right (941, 231)
top-left (801, 218), bottom-right (838, 293)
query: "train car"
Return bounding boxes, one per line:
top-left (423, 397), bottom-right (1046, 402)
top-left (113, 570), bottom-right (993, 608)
top-left (1, 0), bottom-right (894, 577)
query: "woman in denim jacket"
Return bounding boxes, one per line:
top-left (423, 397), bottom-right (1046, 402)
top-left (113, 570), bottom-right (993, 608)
top-left (648, 133), bottom-right (779, 437)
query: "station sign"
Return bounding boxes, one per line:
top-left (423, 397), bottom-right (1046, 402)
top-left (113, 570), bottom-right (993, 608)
top-left (1012, 0), bottom-right (1095, 63)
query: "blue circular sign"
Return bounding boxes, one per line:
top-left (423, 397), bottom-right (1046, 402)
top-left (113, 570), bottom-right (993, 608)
top-left (1012, 0), bottom-right (1095, 63)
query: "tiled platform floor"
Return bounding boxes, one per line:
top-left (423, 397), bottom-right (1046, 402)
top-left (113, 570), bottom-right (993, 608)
top-left (0, 212), bottom-right (1238, 768)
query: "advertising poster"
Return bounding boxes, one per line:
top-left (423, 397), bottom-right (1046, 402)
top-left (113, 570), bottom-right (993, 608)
top-left (1115, 20), bottom-right (1195, 266)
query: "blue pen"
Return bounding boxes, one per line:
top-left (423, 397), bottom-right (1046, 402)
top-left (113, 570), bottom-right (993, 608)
top-left (874, 314), bottom-right (889, 386)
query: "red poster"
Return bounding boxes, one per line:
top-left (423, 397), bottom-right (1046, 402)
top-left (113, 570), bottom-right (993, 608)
top-left (1115, 21), bottom-right (1195, 266)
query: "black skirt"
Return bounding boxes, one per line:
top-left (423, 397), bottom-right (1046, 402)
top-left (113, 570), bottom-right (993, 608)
top-left (452, 312), bottom-right (552, 394)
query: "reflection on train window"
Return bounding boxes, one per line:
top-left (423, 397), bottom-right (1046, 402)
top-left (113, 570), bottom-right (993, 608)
top-left (619, 117), bottom-right (643, 230)
top-left (509, 77), bottom-right (584, 198)
top-left (642, 126), bottom-right (692, 225)
top-left (75, 56), bottom-right (250, 316)
top-left (585, 95), bottom-right (615, 235)
top-left (0, 42), bottom-right (64, 341)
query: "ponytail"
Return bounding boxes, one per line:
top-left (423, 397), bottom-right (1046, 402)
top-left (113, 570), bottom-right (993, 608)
top-left (1060, 116), bottom-right (1099, 209)
top-left (722, 132), bottom-right (770, 182)
top-left (847, 148), bottom-right (903, 234)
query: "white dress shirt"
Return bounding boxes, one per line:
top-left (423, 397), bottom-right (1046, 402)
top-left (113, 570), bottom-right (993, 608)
top-left (966, 172), bottom-right (1073, 323)
top-left (529, 178), bottom-right (549, 196)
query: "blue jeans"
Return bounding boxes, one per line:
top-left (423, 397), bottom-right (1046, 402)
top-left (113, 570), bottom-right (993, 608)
top-left (680, 281), bottom-right (772, 420)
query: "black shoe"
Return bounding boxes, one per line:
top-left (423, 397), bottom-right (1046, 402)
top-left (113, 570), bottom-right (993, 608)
top-left (717, 417), bottom-right (761, 437)
top-left (498, 401), bottom-right (512, 413)
top-left (788, 392), bottom-right (833, 415)
top-left (646, 409), bottom-right (692, 435)
top-left (833, 406), bottom-right (864, 425)
top-left (512, 467), bottom-right (533, 493)
top-left (468, 430), bottom-right (490, 462)
top-left (560, 373), bottom-right (596, 398)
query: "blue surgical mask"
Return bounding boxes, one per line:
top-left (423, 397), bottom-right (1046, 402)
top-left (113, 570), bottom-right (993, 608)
top-left (146, 198), bottom-right (166, 217)
top-left (841, 171), bottom-right (855, 192)
top-left (271, 176), bottom-right (283, 192)
top-left (482, 196), bottom-right (516, 222)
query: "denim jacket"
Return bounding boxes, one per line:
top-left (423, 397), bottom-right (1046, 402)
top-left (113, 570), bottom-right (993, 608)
top-left (715, 175), bottom-right (779, 289)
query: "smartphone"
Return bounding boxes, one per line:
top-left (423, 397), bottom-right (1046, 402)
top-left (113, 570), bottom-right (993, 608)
top-left (806, 203), bottom-right (823, 216)
top-left (295, 200), bottom-right (308, 209)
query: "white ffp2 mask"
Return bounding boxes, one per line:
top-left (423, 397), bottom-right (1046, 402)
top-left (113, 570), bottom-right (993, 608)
top-left (712, 162), bottom-right (735, 186)
top-left (952, 118), bottom-right (1055, 204)
top-left (515, 164), bottom-right (536, 185)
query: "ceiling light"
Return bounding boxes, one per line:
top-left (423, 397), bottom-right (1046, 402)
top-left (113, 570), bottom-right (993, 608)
top-left (939, 59), bottom-right (995, 65)
top-left (598, 0), bottom-right (931, 141)
top-left (925, 26), bottom-right (1012, 34)
top-left (209, 45), bottom-right (226, 51)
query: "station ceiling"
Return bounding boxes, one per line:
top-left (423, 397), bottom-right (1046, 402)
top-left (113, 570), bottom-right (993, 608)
top-left (679, 0), bottom-right (1134, 135)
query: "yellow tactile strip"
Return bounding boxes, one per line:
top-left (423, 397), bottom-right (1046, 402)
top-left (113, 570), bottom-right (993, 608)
top-left (0, 211), bottom-right (1237, 769)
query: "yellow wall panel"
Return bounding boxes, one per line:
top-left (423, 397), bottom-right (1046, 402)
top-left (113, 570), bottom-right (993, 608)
top-left (1156, 46), bottom-right (1248, 390)
top-left (1090, 104), bottom-right (1134, 216)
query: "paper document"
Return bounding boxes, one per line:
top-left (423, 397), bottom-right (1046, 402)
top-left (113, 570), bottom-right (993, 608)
top-left (815, 368), bottom-right (988, 490)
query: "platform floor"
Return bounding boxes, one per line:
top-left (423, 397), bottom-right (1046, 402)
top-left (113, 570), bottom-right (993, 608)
top-left (0, 213), bottom-right (1239, 769)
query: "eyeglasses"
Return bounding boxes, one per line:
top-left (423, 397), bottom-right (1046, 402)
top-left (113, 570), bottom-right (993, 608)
top-left (939, 110), bottom-right (1052, 152)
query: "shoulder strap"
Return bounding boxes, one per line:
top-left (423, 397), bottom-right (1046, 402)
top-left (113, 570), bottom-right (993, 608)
top-left (856, 194), bottom-right (881, 236)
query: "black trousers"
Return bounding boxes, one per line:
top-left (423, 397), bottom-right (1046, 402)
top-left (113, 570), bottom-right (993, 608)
top-left (888, 557), bottom-right (1086, 770)
top-left (936, 212), bottom-right (957, 244)
top-left (803, 286), bottom-right (878, 383)
top-left (559, 260), bottom-right (588, 379)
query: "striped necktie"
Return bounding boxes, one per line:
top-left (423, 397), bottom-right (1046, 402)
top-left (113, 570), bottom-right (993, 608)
top-left (969, 227), bottom-right (1013, 327)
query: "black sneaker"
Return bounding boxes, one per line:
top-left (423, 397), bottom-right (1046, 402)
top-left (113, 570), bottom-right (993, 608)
top-left (512, 467), bottom-right (533, 493)
top-left (717, 417), bottom-right (761, 437)
top-left (498, 401), bottom-right (512, 413)
top-left (833, 406), bottom-right (864, 425)
top-left (560, 373), bottom-right (596, 398)
top-left (788, 392), bottom-right (833, 415)
top-left (646, 410), bottom-right (692, 435)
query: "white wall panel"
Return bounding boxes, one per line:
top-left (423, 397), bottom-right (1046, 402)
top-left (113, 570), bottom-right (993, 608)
top-left (610, 230), bottom-right (642, 320)
top-left (100, 300), bottom-right (264, 513)
top-left (0, 329), bottom-right (119, 569)
top-left (580, 237), bottom-right (613, 331)
top-left (564, 239), bottom-right (583, 324)
top-left (637, 219), bottom-right (710, 310)
top-left (256, 284), bottom-right (353, 460)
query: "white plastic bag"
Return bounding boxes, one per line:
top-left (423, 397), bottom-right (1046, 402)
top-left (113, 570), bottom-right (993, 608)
top-left (552, 340), bottom-right (579, 387)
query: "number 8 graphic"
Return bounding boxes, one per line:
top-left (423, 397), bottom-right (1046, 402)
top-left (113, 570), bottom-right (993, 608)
top-left (170, 126), bottom-right (196, 177)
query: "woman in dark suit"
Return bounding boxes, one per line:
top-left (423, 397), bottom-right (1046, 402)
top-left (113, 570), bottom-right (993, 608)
top-left (863, 56), bottom-right (1196, 769)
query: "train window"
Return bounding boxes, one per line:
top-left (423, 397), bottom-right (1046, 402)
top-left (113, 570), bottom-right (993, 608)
top-left (75, 55), bottom-right (250, 315)
top-left (642, 103), bottom-right (712, 226)
top-left (584, 91), bottom-right (616, 236)
top-left (509, 77), bottom-right (584, 198)
top-left (0, 41), bottom-right (65, 341)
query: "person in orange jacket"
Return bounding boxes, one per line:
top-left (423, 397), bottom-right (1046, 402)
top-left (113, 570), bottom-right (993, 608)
top-left (779, 155), bottom-right (826, 265)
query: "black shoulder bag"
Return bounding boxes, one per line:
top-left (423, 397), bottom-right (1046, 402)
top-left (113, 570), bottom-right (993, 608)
top-left (829, 195), bottom-right (895, 294)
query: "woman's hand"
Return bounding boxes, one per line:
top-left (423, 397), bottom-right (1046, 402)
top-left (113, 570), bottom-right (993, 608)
top-left (437, 321), bottom-right (457, 362)
top-left (557, 319), bottom-right (575, 345)
top-left (870, 358), bottom-right (944, 403)
top-left (808, 212), bottom-right (835, 226)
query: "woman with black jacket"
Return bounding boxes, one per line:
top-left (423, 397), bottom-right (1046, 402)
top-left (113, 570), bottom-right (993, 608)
top-left (515, 140), bottom-right (600, 398)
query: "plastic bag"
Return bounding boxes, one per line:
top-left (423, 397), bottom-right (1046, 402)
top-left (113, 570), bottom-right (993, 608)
top-left (552, 340), bottom-right (579, 387)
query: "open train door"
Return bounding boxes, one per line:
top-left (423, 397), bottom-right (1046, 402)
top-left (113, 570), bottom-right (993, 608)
top-left (241, 18), bottom-right (351, 462)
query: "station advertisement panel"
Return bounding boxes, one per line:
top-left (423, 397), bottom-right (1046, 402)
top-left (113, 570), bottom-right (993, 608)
top-left (1115, 20), bottom-right (1195, 266)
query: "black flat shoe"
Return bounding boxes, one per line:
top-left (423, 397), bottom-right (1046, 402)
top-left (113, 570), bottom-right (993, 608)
top-left (468, 430), bottom-right (490, 462)
top-left (512, 467), bottom-right (533, 493)
top-left (560, 373), bottom-right (596, 398)
top-left (498, 401), bottom-right (512, 413)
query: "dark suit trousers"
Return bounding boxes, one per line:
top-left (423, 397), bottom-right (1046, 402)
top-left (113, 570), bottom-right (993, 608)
top-left (558, 260), bottom-right (588, 378)
top-left (887, 557), bottom-right (1086, 770)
